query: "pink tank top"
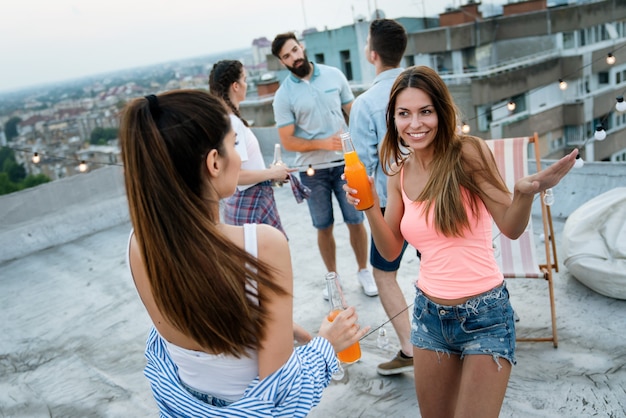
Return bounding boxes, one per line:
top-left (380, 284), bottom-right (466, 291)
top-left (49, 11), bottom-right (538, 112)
top-left (399, 168), bottom-right (503, 299)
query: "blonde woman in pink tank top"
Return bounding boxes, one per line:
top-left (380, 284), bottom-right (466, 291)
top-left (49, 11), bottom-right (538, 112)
top-left (344, 66), bottom-right (577, 418)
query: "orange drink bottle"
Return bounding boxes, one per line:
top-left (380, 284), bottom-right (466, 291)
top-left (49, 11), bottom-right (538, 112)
top-left (325, 272), bottom-right (362, 364)
top-left (340, 132), bottom-right (374, 210)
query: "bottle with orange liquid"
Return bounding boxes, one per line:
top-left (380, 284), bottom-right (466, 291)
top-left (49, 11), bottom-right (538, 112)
top-left (340, 132), bottom-right (374, 210)
top-left (325, 272), bottom-right (361, 364)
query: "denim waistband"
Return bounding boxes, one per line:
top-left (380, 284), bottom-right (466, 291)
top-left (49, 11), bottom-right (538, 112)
top-left (417, 282), bottom-right (507, 315)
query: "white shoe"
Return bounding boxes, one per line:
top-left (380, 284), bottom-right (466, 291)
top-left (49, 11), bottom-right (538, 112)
top-left (357, 269), bottom-right (378, 297)
top-left (322, 285), bottom-right (329, 300)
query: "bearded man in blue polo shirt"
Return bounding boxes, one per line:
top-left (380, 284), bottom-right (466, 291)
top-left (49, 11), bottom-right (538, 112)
top-left (271, 32), bottom-right (377, 298)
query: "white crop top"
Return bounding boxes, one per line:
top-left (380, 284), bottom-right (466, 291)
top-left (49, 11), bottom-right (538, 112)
top-left (127, 224), bottom-right (260, 402)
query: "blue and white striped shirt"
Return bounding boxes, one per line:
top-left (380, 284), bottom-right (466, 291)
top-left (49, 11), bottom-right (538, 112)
top-left (144, 327), bottom-right (339, 417)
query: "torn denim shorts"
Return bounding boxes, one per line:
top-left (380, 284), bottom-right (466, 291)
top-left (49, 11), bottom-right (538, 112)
top-left (410, 282), bottom-right (516, 366)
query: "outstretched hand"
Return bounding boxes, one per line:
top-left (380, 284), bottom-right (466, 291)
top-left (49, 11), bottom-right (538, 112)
top-left (515, 148), bottom-right (578, 195)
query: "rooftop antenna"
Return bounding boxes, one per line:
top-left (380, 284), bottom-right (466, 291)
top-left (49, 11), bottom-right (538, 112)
top-left (301, 0), bottom-right (308, 28)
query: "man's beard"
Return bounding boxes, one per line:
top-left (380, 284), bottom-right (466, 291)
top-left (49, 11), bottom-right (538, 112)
top-left (286, 53), bottom-right (312, 78)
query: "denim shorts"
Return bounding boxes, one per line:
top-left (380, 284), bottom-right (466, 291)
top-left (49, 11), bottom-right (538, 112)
top-left (410, 282), bottom-right (516, 366)
top-left (180, 380), bottom-right (232, 407)
top-left (299, 166), bottom-right (363, 229)
top-left (370, 207), bottom-right (409, 271)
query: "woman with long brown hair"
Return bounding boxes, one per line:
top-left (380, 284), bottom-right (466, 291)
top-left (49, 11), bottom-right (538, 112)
top-left (346, 66), bottom-right (577, 417)
top-left (209, 60), bottom-right (293, 237)
top-left (121, 89), bottom-right (367, 416)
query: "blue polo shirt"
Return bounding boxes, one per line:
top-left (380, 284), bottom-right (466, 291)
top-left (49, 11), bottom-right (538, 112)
top-left (349, 67), bottom-right (404, 208)
top-left (273, 63), bottom-right (354, 169)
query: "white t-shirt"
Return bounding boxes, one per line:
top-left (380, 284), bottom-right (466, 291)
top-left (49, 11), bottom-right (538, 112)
top-left (230, 114), bottom-right (267, 191)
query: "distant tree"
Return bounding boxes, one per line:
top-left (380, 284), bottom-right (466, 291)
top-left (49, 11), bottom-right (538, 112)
top-left (0, 172), bottom-right (19, 195)
top-left (3, 158), bottom-right (26, 183)
top-left (89, 127), bottom-right (118, 145)
top-left (4, 117), bottom-right (21, 141)
top-left (21, 173), bottom-right (51, 188)
top-left (0, 147), bottom-right (16, 167)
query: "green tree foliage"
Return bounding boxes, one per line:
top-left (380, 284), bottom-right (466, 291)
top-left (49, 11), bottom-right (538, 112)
top-left (3, 159), bottom-right (26, 182)
top-left (0, 173), bottom-right (19, 194)
top-left (90, 127), bottom-right (119, 145)
top-left (21, 174), bottom-right (51, 188)
top-left (0, 146), bottom-right (50, 196)
top-left (4, 116), bottom-right (21, 141)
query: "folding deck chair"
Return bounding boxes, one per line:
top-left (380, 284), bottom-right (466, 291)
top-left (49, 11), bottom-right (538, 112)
top-left (485, 133), bottom-right (559, 348)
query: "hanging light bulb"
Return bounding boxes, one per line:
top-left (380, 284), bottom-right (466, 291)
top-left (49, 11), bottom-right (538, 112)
top-left (542, 188), bottom-right (555, 206)
top-left (606, 53), bottom-right (616, 65)
top-left (507, 101), bottom-right (516, 112)
top-left (32, 152), bottom-right (40, 164)
top-left (306, 164), bottom-right (315, 176)
top-left (79, 160), bottom-right (88, 172)
top-left (558, 79), bottom-right (568, 90)
top-left (616, 96), bottom-right (626, 112)
top-left (461, 122), bottom-right (470, 134)
top-left (594, 125), bottom-right (606, 141)
top-left (574, 155), bottom-right (584, 168)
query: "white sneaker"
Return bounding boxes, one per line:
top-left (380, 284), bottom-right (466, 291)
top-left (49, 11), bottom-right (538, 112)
top-left (322, 285), bottom-right (329, 300)
top-left (357, 269), bottom-right (378, 297)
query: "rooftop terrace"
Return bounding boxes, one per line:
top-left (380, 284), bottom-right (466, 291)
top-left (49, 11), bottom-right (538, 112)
top-left (1, 131), bottom-right (625, 417)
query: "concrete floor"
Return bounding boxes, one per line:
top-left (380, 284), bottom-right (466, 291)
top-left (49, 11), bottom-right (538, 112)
top-left (1, 184), bottom-right (625, 417)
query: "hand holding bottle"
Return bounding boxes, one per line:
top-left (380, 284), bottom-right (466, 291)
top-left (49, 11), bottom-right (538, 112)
top-left (267, 163), bottom-right (293, 185)
top-left (318, 306), bottom-right (369, 354)
top-left (341, 133), bottom-right (374, 210)
top-left (270, 143), bottom-right (293, 186)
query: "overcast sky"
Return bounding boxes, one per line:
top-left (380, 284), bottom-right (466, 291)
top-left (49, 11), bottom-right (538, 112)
top-left (0, 0), bottom-right (507, 93)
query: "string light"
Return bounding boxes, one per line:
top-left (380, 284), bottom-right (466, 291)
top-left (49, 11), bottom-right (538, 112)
top-left (542, 188), bottom-right (555, 206)
top-left (607, 53), bottom-right (616, 65)
top-left (6, 41), bottom-right (626, 176)
top-left (594, 125), bottom-right (607, 141)
top-left (616, 96), bottom-right (626, 112)
top-left (507, 101), bottom-right (516, 112)
top-left (574, 154), bottom-right (585, 168)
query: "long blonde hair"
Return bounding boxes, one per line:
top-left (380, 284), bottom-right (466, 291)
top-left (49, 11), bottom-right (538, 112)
top-left (120, 90), bottom-right (286, 357)
top-left (380, 66), bottom-right (508, 237)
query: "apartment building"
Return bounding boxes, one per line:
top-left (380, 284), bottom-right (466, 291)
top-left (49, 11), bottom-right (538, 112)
top-left (406, 0), bottom-right (626, 162)
top-left (269, 0), bottom-right (626, 162)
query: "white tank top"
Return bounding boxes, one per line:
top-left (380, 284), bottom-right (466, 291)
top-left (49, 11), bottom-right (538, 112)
top-left (128, 224), bottom-right (260, 402)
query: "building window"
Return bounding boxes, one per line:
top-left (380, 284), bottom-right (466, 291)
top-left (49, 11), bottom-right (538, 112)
top-left (579, 28), bottom-right (587, 46)
top-left (477, 105), bottom-right (491, 132)
top-left (598, 72), bottom-right (610, 85)
top-left (563, 31), bottom-right (576, 49)
top-left (315, 53), bottom-right (325, 64)
top-left (550, 136), bottom-right (564, 152)
top-left (340, 50), bottom-right (353, 81)
top-left (611, 149), bottom-right (626, 162)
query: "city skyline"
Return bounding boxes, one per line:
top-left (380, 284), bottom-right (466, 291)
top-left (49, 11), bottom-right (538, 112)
top-left (0, 0), bottom-right (509, 93)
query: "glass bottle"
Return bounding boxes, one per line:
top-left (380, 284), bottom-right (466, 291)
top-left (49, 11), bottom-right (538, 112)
top-left (376, 325), bottom-right (390, 349)
top-left (341, 132), bottom-right (374, 210)
top-left (325, 272), bottom-right (361, 364)
top-left (271, 143), bottom-right (286, 187)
